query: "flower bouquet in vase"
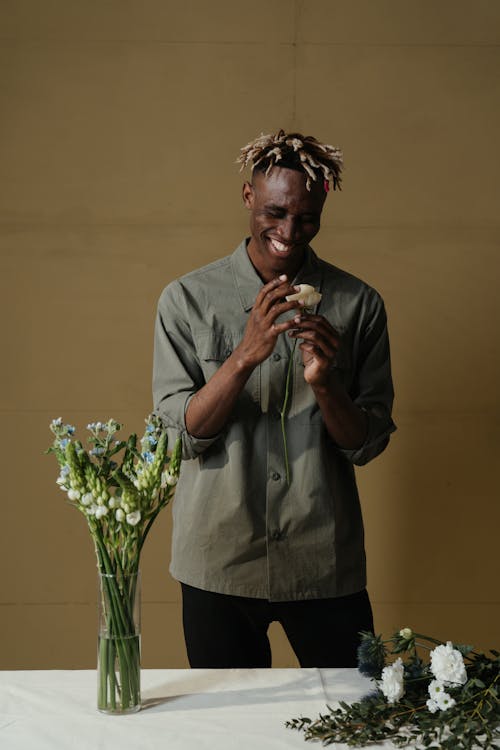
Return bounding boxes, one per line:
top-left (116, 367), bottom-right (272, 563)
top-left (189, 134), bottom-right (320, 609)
top-left (48, 415), bottom-right (181, 714)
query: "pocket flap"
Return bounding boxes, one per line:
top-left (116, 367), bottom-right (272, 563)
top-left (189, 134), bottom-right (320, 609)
top-left (195, 331), bottom-right (237, 361)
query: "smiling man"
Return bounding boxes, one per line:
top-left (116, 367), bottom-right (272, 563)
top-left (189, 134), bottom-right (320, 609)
top-left (153, 130), bottom-right (396, 668)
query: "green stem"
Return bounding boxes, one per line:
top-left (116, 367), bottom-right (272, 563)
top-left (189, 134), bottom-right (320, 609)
top-left (280, 338), bottom-right (297, 486)
top-left (139, 503), bottom-right (167, 556)
top-left (95, 540), bottom-right (140, 711)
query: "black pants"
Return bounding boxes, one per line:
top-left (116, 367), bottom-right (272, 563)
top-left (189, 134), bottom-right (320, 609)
top-left (181, 583), bottom-right (374, 668)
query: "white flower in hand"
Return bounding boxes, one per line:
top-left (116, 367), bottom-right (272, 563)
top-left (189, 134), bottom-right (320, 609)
top-left (285, 284), bottom-right (322, 307)
top-left (430, 642), bottom-right (467, 686)
top-left (379, 657), bottom-right (405, 703)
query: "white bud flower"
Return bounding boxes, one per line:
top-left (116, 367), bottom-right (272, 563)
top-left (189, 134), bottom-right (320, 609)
top-left (67, 489), bottom-right (80, 501)
top-left (108, 497), bottom-right (117, 509)
top-left (81, 493), bottom-right (93, 506)
top-left (95, 505), bottom-right (108, 519)
top-left (126, 510), bottom-right (141, 526)
top-left (115, 508), bottom-right (125, 522)
top-left (161, 471), bottom-right (177, 487)
top-left (399, 628), bottom-right (413, 640)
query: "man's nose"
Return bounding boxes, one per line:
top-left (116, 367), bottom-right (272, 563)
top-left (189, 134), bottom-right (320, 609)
top-left (276, 216), bottom-right (299, 242)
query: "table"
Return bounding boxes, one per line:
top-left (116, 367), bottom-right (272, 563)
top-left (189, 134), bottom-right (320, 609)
top-left (0, 668), bottom-right (388, 749)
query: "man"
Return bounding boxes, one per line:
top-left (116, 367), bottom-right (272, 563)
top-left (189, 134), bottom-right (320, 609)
top-left (153, 130), bottom-right (396, 668)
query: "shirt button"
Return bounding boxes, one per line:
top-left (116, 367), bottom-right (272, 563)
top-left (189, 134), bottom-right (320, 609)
top-left (271, 471), bottom-right (281, 481)
top-left (272, 353), bottom-right (281, 362)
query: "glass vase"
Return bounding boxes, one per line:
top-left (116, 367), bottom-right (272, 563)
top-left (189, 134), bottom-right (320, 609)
top-left (97, 570), bottom-right (141, 714)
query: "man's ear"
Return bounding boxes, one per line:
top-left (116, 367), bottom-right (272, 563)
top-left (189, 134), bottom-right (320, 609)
top-left (242, 181), bottom-right (254, 209)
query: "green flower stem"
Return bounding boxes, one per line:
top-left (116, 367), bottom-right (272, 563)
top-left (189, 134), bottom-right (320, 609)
top-left (95, 539), bottom-right (140, 711)
top-left (98, 576), bottom-right (140, 711)
top-left (280, 338), bottom-right (297, 486)
top-left (139, 503), bottom-right (168, 556)
top-left (107, 640), bottom-right (117, 709)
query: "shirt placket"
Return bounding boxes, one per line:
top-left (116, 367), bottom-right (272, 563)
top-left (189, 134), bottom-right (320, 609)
top-left (264, 331), bottom-right (295, 600)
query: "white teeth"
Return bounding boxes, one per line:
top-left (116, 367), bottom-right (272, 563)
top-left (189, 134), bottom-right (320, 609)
top-left (270, 238), bottom-right (288, 252)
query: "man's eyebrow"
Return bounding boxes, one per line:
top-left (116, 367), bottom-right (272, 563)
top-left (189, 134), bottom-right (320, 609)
top-left (263, 202), bottom-right (318, 217)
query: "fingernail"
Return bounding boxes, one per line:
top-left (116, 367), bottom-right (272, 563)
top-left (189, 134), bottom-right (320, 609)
top-left (294, 316), bottom-right (301, 323)
top-left (279, 274), bottom-right (287, 281)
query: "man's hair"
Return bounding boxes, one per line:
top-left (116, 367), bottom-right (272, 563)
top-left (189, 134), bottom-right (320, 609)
top-left (236, 129), bottom-right (343, 192)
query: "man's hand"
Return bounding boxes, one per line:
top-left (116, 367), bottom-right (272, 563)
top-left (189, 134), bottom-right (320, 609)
top-left (185, 275), bottom-right (299, 439)
top-left (288, 313), bottom-right (340, 387)
top-left (235, 275), bottom-right (301, 370)
top-left (288, 312), bottom-right (367, 449)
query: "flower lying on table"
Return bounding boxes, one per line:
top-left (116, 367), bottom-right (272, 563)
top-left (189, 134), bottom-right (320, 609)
top-left (287, 627), bottom-right (500, 749)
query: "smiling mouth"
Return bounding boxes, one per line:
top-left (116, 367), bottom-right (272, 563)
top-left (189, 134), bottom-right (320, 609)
top-left (268, 237), bottom-right (293, 254)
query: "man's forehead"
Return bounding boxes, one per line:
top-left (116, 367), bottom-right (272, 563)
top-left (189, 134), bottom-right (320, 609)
top-left (252, 167), bottom-right (326, 207)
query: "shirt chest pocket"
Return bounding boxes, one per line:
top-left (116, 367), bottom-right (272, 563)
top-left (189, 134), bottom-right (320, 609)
top-left (194, 331), bottom-right (261, 405)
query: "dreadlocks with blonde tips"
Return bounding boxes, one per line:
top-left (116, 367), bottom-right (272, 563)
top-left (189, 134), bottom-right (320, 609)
top-left (236, 129), bottom-right (343, 192)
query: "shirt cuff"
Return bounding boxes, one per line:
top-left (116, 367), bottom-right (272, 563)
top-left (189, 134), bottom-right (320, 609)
top-left (339, 409), bottom-right (396, 466)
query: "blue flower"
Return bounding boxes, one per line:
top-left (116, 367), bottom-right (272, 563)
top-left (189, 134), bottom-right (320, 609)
top-left (65, 424), bottom-right (76, 435)
top-left (141, 451), bottom-right (154, 464)
top-left (148, 436), bottom-right (158, 447)
top-left (145, 424), bottom-right (155, 434)
top-left (357, 632), bottom-right (387, 679)
top-left (51, 417), bottom-right (63, 428)
top-left (90, 446), bottom-right (105, 457)
top-left (59, 438), bottom-right (70, 449)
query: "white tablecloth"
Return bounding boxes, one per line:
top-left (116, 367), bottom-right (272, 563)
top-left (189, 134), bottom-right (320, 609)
top-left (0, 668), bottom-right (389, 749)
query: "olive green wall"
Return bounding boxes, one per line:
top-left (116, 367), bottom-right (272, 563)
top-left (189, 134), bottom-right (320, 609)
top-left (1, 1), bottom-right (499, 669)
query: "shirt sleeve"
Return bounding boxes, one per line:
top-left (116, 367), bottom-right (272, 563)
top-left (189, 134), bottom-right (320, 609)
top-left (152, 281), bottom-right (221, 460)
top-left (338, 290), bottom-right (396, 466)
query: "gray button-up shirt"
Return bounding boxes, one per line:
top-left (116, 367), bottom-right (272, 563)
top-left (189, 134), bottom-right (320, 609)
top-left (153, 240), bottom-right (396, 601)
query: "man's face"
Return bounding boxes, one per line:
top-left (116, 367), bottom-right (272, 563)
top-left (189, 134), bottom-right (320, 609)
top-left (242, 166), bottom-right (326, 283)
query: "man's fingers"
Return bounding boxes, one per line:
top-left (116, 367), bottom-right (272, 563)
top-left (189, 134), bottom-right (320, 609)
top-left (292, 315), bottom-right (339, 343)
top-left (254, 276), bottom-right (300, 316)
top-left (291, 325), bottom-right (338, 357)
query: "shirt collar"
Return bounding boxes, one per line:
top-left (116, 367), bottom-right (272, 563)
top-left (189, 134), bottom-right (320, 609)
top-left (231, 238), bottom-right (324, 312)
